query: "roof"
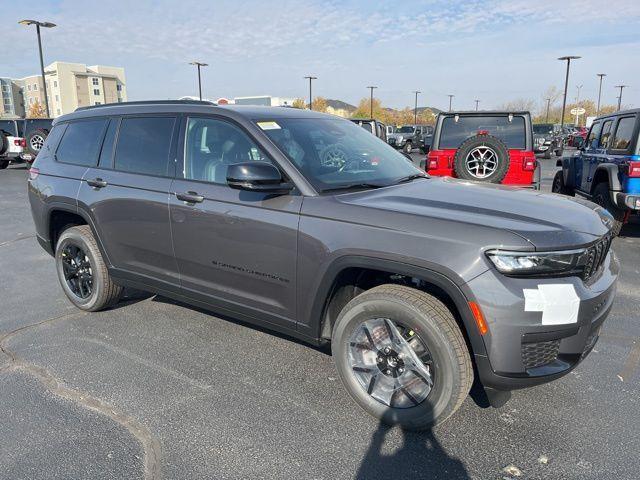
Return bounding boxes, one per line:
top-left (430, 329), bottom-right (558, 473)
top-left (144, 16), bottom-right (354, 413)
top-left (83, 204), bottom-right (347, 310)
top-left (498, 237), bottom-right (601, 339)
top-left (594, 108), bottom-right (640, 120)
top-left (439, 110), bottom-right (532, 115)
top-left (58, 100), bottom-right (339, 124)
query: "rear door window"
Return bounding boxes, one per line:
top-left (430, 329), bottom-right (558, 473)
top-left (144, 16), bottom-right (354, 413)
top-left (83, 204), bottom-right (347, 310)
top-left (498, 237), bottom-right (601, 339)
top-left (611, 116), bottom-right (636, 151)
top-left (114, 117), bottom-right (176, 176)
top-left (439, 115), bottom-right (526, 149)
top-left (55, 119), bottom-right (107, 166)
top-left (600, 120), bottom-right (613, 150)
top-left (585, 122), bottom-right (602, 149)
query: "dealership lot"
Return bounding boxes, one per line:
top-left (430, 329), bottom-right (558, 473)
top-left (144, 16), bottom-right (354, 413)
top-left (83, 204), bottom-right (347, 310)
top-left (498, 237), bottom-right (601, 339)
top-left (1, 158), bottom-right (639, 479)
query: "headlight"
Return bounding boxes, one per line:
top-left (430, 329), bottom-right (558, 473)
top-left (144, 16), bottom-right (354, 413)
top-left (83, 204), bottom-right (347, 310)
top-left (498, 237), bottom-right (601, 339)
top-left (486, 249), bottom-right (587, 276)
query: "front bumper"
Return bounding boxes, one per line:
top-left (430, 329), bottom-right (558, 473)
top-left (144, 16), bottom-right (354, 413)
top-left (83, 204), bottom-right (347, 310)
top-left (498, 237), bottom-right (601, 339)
top-left (466, 249), bottom-right (619, 391)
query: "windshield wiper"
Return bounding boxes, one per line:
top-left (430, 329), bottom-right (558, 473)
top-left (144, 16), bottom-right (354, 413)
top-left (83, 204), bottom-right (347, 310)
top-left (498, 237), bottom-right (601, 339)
top-left (321, 182), bottom-right (387, 193)
top-left (394, 173), bottom-right (428, 184)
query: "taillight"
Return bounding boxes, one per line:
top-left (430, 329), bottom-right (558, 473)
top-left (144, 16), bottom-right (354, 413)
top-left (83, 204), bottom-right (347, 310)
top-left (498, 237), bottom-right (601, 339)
top-left (523, 156), bottom-right (536, 171)
top-left (14, 139), bottom-right (26, 147)
top-left (28, 167), bottom-right (40, 180)
top-left (427, 152), bottom-right (438, 171)
top-left (628, 161), bottom-right (640, 177)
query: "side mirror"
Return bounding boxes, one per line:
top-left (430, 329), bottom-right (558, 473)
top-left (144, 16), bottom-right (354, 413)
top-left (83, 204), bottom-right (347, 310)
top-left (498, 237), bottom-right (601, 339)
top-left (226, 162), bottom-right (293, 194)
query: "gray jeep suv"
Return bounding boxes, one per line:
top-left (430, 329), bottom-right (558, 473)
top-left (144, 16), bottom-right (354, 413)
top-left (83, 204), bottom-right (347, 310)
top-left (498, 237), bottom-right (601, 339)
top-left (28, 100), bottom-right (618, 430)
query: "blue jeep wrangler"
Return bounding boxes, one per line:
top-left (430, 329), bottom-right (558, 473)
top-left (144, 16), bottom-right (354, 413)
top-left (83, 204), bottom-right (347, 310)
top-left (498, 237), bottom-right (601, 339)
top-left (552, 109), bottom-right (640, 235)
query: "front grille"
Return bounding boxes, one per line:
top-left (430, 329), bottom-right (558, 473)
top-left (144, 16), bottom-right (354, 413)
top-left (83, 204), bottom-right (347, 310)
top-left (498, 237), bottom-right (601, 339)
top-left (582, 233), bottom-right (613, 282)
top-left (522, 340), bottom-right (560, 369)
top-left (388, 138), bottom-right (396, 145)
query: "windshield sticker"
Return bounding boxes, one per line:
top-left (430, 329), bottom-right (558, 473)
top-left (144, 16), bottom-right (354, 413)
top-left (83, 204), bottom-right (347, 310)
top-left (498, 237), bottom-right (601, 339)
top-left (523, 284), bottom-right (580, 325)
top-left (257, 121), bottom-right (281, 130)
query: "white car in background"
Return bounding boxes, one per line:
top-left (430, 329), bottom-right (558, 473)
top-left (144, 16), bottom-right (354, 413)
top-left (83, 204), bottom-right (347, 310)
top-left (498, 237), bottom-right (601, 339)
top-left (0, 119), bottom-right (25, 169)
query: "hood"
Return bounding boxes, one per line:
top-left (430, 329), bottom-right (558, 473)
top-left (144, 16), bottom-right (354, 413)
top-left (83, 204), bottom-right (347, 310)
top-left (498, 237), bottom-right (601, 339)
top-left (337, 177), bottom-right (612, 249)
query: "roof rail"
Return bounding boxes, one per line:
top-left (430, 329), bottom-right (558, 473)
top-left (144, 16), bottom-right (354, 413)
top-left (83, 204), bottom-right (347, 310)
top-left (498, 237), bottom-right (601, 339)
top-left (75, 99), bottom-right (216, 112)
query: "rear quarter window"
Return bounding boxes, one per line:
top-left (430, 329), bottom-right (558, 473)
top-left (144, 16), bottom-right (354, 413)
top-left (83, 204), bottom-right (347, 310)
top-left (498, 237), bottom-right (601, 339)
top-left (55, 119), bottom-right (107, 166)
top-left (440, 115), bottom-right (526, 149)
top-left (611, 116), bottom-right (637, 151)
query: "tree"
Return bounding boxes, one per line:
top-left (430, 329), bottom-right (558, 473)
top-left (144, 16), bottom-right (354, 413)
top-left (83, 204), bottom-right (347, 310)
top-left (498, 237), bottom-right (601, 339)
top-left (351, 97), bottom-right (388, 121)
top-left (497, 98), bottom-right (536, 112)
top-left (292, 98), bottom-right (306, 109)
top-left (311, 96), bottom-right (328, 113)
top-left (28, 100), bottom-right (47, 118)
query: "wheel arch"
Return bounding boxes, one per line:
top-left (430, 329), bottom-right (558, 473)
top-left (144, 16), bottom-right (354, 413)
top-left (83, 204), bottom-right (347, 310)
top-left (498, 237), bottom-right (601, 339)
top-left (591, 163), bottom-right (622, 194)
top-left (311, 256), bottom-right (487, 357)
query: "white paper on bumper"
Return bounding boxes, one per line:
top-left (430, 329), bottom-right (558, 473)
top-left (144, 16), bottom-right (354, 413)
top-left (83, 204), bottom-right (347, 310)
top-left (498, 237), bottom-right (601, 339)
top-left (523, 284), bottom-right (580, 326)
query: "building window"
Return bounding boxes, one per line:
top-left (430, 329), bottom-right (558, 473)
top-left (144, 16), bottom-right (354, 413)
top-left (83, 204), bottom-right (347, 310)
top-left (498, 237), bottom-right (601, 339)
top-left (33, 83), bottom-right (38, 91)
top-left (93, 89), bottom-right (100, 96)
top-left (29, 98), bottom-right (34, 105)
top-left (92, 78), bottom-right (99, 86)
top-left (54, 80), bottom-right (58, 88)
top-left (56, 109), bottom-right (61, 115)
top-left (27, 84), bottom-right (31, 91)
top-left (95, 101), bottom-right (102, 105)
top-left (55, 95), bottom-right (59, 102)
top-left (116, 84), bottom-right (122, 92)
top-left (118, 98), bottom-right (123, 103)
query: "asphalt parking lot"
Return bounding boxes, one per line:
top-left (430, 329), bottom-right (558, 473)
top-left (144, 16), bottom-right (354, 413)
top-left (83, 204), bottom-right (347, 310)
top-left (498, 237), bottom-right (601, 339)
top-left (1, 156), bottom-right (639, 480)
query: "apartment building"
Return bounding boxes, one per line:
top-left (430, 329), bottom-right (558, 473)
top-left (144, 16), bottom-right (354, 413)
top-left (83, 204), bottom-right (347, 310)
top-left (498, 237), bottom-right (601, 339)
top-left (0, 77), bottom-right (26, 118)
top-left (18, 62), bottom-right (127, 117)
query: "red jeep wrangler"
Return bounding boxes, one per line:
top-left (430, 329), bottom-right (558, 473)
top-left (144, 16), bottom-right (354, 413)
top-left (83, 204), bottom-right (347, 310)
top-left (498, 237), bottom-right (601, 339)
top-left (426, 111), bottom-right (539, 188)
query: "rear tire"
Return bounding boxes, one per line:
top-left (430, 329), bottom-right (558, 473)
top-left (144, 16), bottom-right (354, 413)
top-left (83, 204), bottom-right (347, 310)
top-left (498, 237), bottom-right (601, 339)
top-left (0, 159), bottom-right (9, 170)
top-left (593, 182), bottom-right (625, 236)
top-left (332, 284), bottom-right (473, 430)
top-left (55, 225), bottom-right (123, 311)
top-left (403, 142), bottom-right (413, 154)
top-left (551, 171), bottom-right (574, 196)
top-left (543, 148), bottom-right (551, 159)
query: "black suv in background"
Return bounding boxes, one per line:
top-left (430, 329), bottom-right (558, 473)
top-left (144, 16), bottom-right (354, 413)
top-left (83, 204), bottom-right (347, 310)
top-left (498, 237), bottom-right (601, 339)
top-left (533, 123), bottom-right (562, 158)
top-left (28, 100), bottom-right (618, 429)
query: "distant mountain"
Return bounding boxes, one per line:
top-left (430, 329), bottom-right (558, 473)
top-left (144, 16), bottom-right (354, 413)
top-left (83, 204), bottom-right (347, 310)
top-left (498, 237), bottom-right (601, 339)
top-left (417, 106), bottom-right (442, 114)
top-left (326, 99), bottom-right (356, 112)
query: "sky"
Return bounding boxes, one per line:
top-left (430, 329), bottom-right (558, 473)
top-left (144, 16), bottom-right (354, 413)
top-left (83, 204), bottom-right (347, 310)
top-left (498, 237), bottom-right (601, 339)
top-left (2, 0), bottom-right (639, 113)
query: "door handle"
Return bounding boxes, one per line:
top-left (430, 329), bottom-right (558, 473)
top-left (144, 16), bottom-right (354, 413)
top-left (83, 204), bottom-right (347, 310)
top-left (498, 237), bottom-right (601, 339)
top-left (86, 177), bottom-right (108, 188)
top-left (176, 191), bottom-right (204, 204)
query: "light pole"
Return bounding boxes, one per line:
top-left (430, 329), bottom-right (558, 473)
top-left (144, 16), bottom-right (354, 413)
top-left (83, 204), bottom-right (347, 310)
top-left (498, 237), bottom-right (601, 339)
top-left (304, 76), bottom-right (317, 110)
top-left (575, 84), bottom-right (583, 126)
top-left (474, 99), bottom-right (480, 111)
top-left (367, 86), bottom-right (377, 119)
top-left (189, 61), bottom-right (208, 100)
top-left (596, 73), bottom-right (606, 116)
top-left (19, 19), bottom-right (56, 118)
top-left (545, 98), bottom-right (551, 123)
top-left (558, 56), bottom-right (580, 128)
top-left (447, 94), bottom-right (454, 112)
top-left (413, 90), bottom-right (421, 123)
top-left (615, 85), bottom-right (628, 111)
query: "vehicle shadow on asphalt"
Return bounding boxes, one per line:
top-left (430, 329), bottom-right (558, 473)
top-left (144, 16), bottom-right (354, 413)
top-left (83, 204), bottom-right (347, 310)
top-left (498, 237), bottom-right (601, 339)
top-left (355, 421), bottom-right (470, 479)
top-left (620, 218), bottom-right (640, 238)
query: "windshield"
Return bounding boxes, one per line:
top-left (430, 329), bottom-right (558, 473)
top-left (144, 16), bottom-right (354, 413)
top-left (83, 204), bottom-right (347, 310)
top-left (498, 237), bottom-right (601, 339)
top-left (397, 126), bottom-right (416, 133)
top-left (533, 124), bottom-right (553, 134)
top-left (258, 118), bottom-right (422, 192)
top-left (439, 115), bottom-right (526, 149)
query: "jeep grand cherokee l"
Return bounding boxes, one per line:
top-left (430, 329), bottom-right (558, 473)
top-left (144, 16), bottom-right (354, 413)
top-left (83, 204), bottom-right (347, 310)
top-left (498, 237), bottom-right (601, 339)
top-left (28, 100), bottom-right (618, 429)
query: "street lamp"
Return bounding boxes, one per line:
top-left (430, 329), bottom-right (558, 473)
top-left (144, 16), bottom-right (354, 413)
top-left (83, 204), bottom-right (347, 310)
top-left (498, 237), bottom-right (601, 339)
top-left (558, 56), bottom-right (581, 128)
top-left (413, 90), bottom-right (421, 123)
top-left (474, 99), bottom-right (480, 111)
top-left (304, 76), bottom-right (317, 110)
top-left (614, 85), bottom-right (628, 111)
top-left (19, 19), bottom-right (56, 118)
top-left (575, 84), bottom-right (583, 126)
top-left (596, 73), bottom-right (606, 116)
top-left (447, 94), bottom-right (454, 112)
top-left (545, 97), bottom-right (551, 123)
top-left (189, 61), bottom-right (208, 101)
top-left (367, 86), bottom-right (377, 119)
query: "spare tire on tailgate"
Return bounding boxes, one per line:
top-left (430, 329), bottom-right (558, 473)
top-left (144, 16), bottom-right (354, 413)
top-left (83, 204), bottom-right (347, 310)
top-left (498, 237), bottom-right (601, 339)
top-left (0, 132), bottom-right (8, 156)
top-left (453, 134), bottom-right (509, 183)
top-left (26, 128), bottom-right (49, 156)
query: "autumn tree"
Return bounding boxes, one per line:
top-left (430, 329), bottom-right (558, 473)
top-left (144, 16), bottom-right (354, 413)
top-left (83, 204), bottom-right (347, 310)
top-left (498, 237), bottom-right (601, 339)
top-left (292, 98), bottom-right (306, 109)
top-left (28, 100), bottom-right (47, 118)
top-left (351, 97), bottom-right (388, 121)
top-left (311, 96), bottom-right (328, 113)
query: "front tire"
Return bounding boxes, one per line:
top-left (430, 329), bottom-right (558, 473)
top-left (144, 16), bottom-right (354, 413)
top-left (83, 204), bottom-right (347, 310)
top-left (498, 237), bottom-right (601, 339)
top-left (551, 171), bottom-right (574, 196)
top-left (403, 142), bottom-right (412, 154)
top-left (55, 225), bottom-right (123, 311)
top-left (593, 182), bottom-right (625, 236)
top-left (332, 284), bottom-right (473, 430)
